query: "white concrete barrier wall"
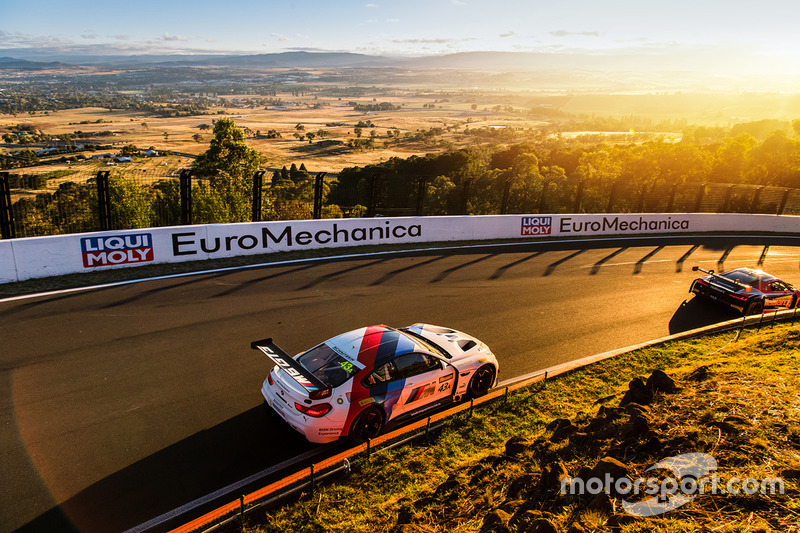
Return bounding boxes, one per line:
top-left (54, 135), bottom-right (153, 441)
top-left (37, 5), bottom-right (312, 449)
top-left (1, 213), bottom-right (799, 283)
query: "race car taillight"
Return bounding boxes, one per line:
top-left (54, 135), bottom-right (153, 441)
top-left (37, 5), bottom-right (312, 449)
top-left (267, 371), bottom-right (274, 386)
top-left (309, 387), bottom-right (332, 400)
top-left (295, 402), bottom-right (332, 417)
top-left (730, 294), bottom-right (749, 302)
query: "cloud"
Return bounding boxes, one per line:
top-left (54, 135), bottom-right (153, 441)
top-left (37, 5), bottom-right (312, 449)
top-left (271, 33), bottom-right (290, 42)
top-left (81, 33), bottom-right (98, 40)
top-left (286, 47), bottom-right (336, 53)
top-left (451, 0), bottom-right (467, 5)
top-left (392, 37), bottom-right (474, 45)
top-left (550, 30), bottom-right (601, 37)
top-left (365, 3), bottom-right (378, 6)
top-left (160, 33), bottom-right (189, 42)
top-left (500, 31), bottom-right (516, 38)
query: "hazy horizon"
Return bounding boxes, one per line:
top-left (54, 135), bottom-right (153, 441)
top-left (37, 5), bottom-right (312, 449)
top-left (3, 0), bottom-right (800, 94)
top-left (3, 1), bottom-right (800, 72)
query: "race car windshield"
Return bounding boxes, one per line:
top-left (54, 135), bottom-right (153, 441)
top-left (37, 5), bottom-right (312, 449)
top-left (297, 344), bottom-right (362, 388)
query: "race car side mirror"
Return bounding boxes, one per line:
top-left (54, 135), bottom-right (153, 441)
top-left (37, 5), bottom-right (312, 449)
top-left (692, 266), bottom-right (699, 271)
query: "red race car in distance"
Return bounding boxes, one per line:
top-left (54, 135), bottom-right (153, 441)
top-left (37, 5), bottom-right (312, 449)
top-left (690, 266), bottom-right (800, 315)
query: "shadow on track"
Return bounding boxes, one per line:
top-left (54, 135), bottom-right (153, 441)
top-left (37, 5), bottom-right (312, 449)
top-left (431, 253), bottom-right (498, 283)
top-left (370, 255), bottom-right (446, 286)
top-left (669, 296), bottom-right (741, 334)
top-left (17, 406), bottom-right (322, 533)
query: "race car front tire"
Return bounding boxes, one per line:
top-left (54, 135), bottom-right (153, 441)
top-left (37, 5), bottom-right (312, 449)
top-left (349, 406), bottom-right (384, 444)
top-left (745, 299), bottom-right (764, 316)
top-left (467, 364), bottom-right (496, 398)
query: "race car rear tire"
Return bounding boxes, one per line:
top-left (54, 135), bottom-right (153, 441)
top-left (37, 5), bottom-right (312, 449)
top-left (745, 300), bottom-right (764, 316)
top-left (349, 406), bottom-right (384, 444)
top-left (467, 365), bottom-right (496, 398)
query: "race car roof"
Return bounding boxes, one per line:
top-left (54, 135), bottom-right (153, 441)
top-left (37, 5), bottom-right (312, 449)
top-left (326, 325), bottom-right (419, 369)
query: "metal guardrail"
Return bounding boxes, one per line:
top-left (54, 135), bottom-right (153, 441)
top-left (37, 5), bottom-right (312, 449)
top-left (162, 306), bottom-right (800, 533)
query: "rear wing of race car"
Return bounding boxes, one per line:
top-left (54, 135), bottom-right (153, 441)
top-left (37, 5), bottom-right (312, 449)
top-left (692, 266), bottom-right (753, 292)
top-left (251, 338), bottom-right (327, 393)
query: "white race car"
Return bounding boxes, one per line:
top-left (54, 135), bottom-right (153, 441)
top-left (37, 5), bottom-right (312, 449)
top-left (255, 324), bottom-right (499, 444)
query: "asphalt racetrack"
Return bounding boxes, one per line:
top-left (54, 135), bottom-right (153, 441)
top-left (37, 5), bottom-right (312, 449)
top-left (2, 236), bottom-right (799, 533)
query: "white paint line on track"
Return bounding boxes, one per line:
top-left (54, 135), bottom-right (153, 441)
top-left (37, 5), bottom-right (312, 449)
top-left (4, 234), bottom-right (795, 304)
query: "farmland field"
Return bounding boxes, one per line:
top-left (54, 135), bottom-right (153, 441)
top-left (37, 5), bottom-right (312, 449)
top-left (5, 68), bottom-right (800, 179)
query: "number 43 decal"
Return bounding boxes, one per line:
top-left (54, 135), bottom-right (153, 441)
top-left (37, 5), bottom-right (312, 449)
top-left (438, 381), bottom-right (451, 393)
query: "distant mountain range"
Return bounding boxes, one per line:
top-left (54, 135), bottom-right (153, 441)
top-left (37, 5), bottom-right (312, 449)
top-left (0, 49), bottom-right (745, 74)
top-left (0, 56), bottom-right (67, 69)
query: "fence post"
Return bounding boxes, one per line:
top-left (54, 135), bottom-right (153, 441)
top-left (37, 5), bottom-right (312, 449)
top-left (312, 172), bottom-right (326, 219)
top-left (500, 178), bottom-right (511, 214)
top-left (637, 183), bottom-right (648, 212)
top-left (461, 178), bottom-right (474, 215)
top-left (572, 180), bottom-right (585, 213)
top-left (694, 183), bottom-right (705, 212)
top-left (750, 186), bottom-right (764, 213)
top-left (721, 185), bottom-right (734, 213)
top-left (366, 174), bottom-right (379, 218)
top-left (179, 169), bottom-right (192, 225)
top-left (95, 170), bottom-right (112, 231)
top-left (605, 179), bottom-right (619, 212)
top-left (252, 170), bottom-right (265, 222)
top-left (239, 495), bottom-right (246, 532)
top-left (666, 183), bottom-right (678, 212)
top-left (777, 188), bottom-right (791, 215)
top-left (0, 172), bottom-right (15, 239)
top-left (537, 180), bottom-right (551, 214)
top-left (415, 176), bottom-right (428, 216)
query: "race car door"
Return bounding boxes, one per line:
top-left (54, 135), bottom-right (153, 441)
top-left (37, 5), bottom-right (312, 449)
top-left (393, 352), bottom-right (456, 417)
top-left (764, 280), bottom-right (796, 310)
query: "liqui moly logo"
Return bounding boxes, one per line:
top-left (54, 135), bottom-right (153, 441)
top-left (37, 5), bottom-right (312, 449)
top-left (521, 216), bottom-right (552, 236)
top-left (81, 233), bottom-right (154, 268)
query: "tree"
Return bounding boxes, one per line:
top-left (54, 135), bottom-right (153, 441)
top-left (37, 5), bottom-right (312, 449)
top-left (193, 118), bottom-right (261, 181)
top-left (192, 133), bottom-right (203, 143)
top-left (120, 144), bottom-right (140, 157)
top-left (192, 117), bottom-right (262, 222)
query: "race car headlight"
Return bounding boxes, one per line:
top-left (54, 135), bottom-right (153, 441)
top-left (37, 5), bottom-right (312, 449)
top-left (295, 402), bottom-right (332, 417)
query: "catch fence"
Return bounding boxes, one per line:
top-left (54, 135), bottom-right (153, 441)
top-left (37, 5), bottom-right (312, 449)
top-left (1, 165), bottom-right (799, 239)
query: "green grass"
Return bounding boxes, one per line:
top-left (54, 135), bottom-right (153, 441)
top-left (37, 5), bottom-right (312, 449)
top-left (241, 323), bottom-right (800, 533)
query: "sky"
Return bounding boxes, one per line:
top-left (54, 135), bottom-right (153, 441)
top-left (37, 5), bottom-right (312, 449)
top-left (2, 0), bottom-right (800, 71)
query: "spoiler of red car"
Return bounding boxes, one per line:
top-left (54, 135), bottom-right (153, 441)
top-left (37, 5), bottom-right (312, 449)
top-left (251, 338), bottom-right (327, 393)
top-left (692, 266), bottom-right (752, 292)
